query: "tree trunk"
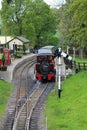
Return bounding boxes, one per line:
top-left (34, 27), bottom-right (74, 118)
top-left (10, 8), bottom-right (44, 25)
top-left (73, 47), bottom-right (75, 59)
top-left (79, 46), bottom-right (83, 59)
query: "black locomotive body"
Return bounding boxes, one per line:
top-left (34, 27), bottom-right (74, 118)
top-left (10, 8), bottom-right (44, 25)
top-left (35, 53), bottom-right (56, 81)
top-left (35, 46), bottom-right (56, 81)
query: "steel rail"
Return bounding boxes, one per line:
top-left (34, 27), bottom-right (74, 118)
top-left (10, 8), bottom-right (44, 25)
top-left (3, 56), bottom-right (36, 130)
top-left (12, 83), bottom-right (48, 130)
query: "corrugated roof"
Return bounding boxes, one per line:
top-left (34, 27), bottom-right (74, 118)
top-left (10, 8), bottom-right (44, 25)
top-left (7, 36), bottom-right (30, 44)
top-left (0, 36), bottom-right (30, 44)
top-left (16, 36), bottom-right (30, 43)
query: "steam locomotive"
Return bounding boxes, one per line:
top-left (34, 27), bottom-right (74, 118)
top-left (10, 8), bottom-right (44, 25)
top-left (35, 45), bottom-right (73, 82)
top-left (35, 46), bottom-right (56, 82)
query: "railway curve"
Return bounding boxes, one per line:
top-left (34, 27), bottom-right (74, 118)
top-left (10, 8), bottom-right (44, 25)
top-left (2, 55), bottom-right (36, 130)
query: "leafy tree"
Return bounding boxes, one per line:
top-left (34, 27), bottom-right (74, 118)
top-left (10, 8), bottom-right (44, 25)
top-left (1, 0), bottom-right (58, 47)
top-left (57, 5), bottom-right (71, 47)
top-left (57, 0), bottom-right (87, 58)
top-left (1, 0), bottom-right (27, 35)
top-left (67, 0), bottom-right (87, 58)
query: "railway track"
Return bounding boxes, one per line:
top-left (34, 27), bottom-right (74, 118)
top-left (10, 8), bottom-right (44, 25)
top-left (29, 82), bottom-right (55, 130)
top-left (15, 57), bottom-right (36, 99)
top-left (2, 56), bottom-right (36, 130)
top-left (2, 54), bottom-right (55, 130)
top-left (12, 82), bottom-right (55, 130)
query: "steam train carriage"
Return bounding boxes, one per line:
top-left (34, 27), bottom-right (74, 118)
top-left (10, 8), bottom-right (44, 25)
top-left (35, 46), bottom-right (56, 81)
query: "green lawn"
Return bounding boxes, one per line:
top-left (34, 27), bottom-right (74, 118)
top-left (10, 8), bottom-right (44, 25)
top-left (74, 57), bottom-right (87, 62)
top-left (0, 80), bottom-right (12, 118)
top-left (45, 71), bottom-right (87, 130)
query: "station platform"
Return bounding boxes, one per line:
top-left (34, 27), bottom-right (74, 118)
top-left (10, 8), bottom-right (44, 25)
top-left (0, 53), bottom-right (35, 82)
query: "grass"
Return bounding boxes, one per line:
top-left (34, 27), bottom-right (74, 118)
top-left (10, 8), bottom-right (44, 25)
top-left (0, 80), bottom-right (13, 118)
top-left (45, 71), bottom-right (87, 130)
top-left (73, 57), bottom-right (87, 62)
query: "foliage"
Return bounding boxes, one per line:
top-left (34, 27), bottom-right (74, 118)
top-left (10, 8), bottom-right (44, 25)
top-left (0, 0), bottom-right (58, 47)
top-left (45, 71), bottom-right (87, 130)
top-left (67, 0), bottom-right (87, 46)
top-left (57, 0), bottom-right (87, 58)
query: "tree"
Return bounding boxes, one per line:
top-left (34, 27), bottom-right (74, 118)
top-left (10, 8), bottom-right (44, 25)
top-left (24, 0), bottom-right (57, 47)
top-left (1, 0), bottom-right (57, 47)
top-left (57, 0), bottom-right (87, 58)
top-left (67, 0), bottom-right (87, 58)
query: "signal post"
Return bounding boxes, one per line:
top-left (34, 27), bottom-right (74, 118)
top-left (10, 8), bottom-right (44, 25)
top-left (55, 47), bottom-right (62, 98)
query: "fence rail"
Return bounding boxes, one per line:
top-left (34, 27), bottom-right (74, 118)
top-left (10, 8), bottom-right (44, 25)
top-left (74, 61), bottom-right (87, 71)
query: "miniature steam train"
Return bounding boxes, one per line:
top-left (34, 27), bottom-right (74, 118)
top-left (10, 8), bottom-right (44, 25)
top-left (35, 46), bottom-right (56, 81)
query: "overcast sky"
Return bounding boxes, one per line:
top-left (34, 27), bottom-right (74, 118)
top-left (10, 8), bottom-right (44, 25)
top-left (44, 0), bottom-right (65, 7)
top-left (0, 0), bottom-right (65, 9)
top-left (0, 0), bottom-right (2, 9)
